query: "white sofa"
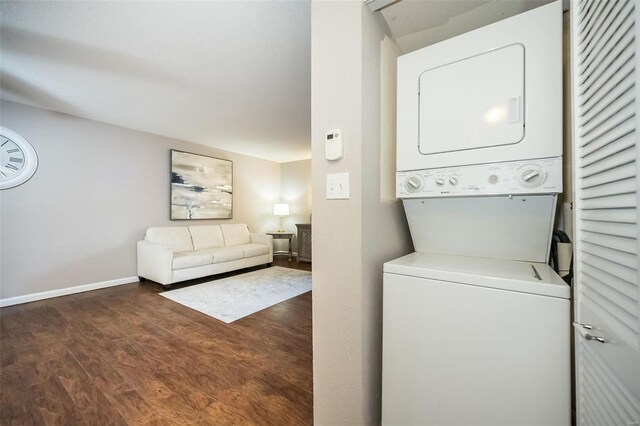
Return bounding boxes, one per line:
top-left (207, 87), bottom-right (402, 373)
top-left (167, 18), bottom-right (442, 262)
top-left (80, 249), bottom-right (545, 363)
top-left (137, 224), bottom-right (273, 289)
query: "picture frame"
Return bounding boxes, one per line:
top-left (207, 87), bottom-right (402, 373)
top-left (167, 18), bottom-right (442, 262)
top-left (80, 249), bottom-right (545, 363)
top-left (170, 150), bottom-right (233, 220)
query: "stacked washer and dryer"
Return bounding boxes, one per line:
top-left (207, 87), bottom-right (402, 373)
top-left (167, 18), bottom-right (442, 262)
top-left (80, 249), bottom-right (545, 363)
top-left (382, 2), bottom-right (571, 426)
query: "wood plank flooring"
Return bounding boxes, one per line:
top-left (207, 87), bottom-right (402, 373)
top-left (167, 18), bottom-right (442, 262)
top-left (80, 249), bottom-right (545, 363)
top-left (0, 258), bottom-right (312, 425)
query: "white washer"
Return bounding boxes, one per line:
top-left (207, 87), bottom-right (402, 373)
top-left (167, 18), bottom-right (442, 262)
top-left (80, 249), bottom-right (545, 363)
top-left (382, 252), bottom-right (571, 426)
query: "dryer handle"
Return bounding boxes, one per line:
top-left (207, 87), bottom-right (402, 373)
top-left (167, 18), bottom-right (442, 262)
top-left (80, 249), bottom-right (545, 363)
top-left (508, 96), bottom-right (521, 123)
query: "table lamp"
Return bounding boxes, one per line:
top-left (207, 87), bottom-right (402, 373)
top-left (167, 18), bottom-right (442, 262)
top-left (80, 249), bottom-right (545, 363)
top-left (273, 203), bottom-right (289, 232)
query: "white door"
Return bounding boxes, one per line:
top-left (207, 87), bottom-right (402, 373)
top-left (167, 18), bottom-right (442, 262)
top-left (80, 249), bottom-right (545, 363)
top-left (571, 1), bottom-right (640, 424)
top-left (418, 44), bottom-right (525, 156)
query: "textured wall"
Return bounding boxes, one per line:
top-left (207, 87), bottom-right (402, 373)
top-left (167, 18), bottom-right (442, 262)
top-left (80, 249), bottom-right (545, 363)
top-left (312, 2), bottom-right (365, 424)
top-left (311, 2), bottom-right (412, 424)
top-left (360, 11), bottom-right (413, 424)
top-left (0, 100), bottom-right (282, 299)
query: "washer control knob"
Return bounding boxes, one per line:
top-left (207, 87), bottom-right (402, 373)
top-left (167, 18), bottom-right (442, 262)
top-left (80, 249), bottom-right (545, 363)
top-left (405, 176), bottom-right (423, 192)
top-left (488, 174), bottom-right (499, 184)
top-left (449, 176), bottom-right (458, 185)
top-left (435, 178), bottom-right (445, 186)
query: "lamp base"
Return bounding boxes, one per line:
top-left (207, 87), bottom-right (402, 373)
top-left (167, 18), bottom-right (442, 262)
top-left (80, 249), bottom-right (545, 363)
top-left (277, 216), bottom-right (285, 232)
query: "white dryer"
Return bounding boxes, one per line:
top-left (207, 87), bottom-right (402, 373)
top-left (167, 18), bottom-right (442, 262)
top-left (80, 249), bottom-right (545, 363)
top-left (396, 1), bottom-right (562, 173)
top-left (393, 0), bottom-right (564, 263)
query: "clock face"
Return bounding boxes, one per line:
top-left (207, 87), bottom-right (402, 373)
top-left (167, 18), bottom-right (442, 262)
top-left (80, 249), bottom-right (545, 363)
top-left (0, 127), bottom-right (38, 190)
top-left (1, 138), bottom-right (26, 178)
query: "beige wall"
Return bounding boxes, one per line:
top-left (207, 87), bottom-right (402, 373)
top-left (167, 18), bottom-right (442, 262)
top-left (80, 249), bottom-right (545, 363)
top-left (0, 100), bottom-right (283, 299)
top-left (560, 10), bottom-right (574, 239)
top-left (360, 10), bottom-right (413, 424)
top-left (278, 159), bottom-right (312, 254)
top-left (312, 2), bottom-right (364, 423)
top-left (311, 2), bottom-right (412, 424)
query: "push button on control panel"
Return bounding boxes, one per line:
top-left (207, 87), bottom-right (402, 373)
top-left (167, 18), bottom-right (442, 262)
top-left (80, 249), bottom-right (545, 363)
top-left (488, 174), bottom-right (499, 184)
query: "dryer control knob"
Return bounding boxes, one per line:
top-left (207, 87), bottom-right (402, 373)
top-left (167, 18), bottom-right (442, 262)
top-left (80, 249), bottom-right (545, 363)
top-left (405, 176), bottom-right (423, 192)
top-left (435, 178), bottom-right (445, 186)
top-left (519, 167), bottom-right (545, 187)
top-left (522, 170), bottom-right (540, 182)
top-left (449, 177), bottom-right (458, 185)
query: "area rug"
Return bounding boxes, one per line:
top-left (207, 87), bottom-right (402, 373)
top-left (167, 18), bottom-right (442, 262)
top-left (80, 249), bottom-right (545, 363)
top-left (160, 266), bottom-right (312, 323)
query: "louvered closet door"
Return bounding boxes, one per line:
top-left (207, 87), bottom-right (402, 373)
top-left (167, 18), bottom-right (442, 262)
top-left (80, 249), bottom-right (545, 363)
top-left (572, 0), bottom-right (640, 425)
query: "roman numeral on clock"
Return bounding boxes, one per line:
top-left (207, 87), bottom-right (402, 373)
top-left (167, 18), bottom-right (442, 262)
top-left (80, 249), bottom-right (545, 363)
top-left (0, 130), bottom-right (37, 188)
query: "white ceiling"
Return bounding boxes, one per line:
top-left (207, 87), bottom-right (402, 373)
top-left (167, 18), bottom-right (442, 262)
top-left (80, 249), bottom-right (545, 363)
top-left (0, 1), bottom-right (311, 163)
top-left (1, 1), bottom-right (562, 163)
top-left (380, 0), bottom-right (556, 53)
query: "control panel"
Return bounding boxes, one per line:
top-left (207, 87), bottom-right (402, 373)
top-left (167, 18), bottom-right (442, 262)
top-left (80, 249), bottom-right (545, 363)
top-left (396, 157), bottom-right (562, 198)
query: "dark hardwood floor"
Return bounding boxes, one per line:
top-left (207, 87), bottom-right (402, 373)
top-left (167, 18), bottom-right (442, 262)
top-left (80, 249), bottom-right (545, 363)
top-left (1, 257), bottom-right (312, 425)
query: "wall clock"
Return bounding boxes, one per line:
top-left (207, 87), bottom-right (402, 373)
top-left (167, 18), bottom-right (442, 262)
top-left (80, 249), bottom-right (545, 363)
top-left (0, 126), bottom-right (38, 190)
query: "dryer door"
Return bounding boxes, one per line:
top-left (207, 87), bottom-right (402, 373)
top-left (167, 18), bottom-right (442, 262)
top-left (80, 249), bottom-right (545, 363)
top-left (418, 44), bottom-right (525, 156)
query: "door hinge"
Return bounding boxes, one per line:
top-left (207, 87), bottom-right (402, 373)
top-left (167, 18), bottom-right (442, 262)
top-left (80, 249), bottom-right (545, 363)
top-left (573, 322), bottom-right (593, 330)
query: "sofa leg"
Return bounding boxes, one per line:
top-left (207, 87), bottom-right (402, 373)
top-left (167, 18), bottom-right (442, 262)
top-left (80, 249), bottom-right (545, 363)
top-left (163, 284), bottom-right (172, 291)
top-left (267, 262), bottom-right (273, 267)
top-left (138, 276), bottom-right (147, 282)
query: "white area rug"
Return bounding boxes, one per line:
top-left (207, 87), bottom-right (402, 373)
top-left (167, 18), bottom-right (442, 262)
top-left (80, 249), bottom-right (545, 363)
top-left (160, 266), bottom-right (312, 323)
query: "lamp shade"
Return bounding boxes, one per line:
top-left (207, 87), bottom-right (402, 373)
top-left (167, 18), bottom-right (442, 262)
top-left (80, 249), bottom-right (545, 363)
top-left (273, 203), bottom-right (290, 216)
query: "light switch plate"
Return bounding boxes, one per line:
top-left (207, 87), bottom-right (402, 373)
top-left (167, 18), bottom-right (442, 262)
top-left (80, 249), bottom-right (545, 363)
top-left (327, 172), bottom-right (349, 199)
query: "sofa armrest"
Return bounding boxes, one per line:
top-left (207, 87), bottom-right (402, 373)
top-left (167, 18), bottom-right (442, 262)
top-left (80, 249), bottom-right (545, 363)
top-left (251, 233), bottom-right (273, 260)
top-left (137, 240), bottom-right (174, 285)
top-left (250, 233), bottom-right (273, 245)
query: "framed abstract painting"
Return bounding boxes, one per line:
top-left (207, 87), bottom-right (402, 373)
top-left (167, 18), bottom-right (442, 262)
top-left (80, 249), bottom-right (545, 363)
top-left (170, 150), bottom-right (233, 220)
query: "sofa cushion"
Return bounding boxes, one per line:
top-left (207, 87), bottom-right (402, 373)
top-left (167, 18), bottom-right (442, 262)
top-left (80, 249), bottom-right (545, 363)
top-left (189, 225), bottom-right (225, 251)
top-left (200, 247), bottom-right (245, 263)
top-left (172, 252), bottom-right (213, 270)
top-left (220, 224), bottom-right (251, 247)
top-left (236, 243), bottom-right (269, 257)
top-left (146, 227), bottom-right (194, 253)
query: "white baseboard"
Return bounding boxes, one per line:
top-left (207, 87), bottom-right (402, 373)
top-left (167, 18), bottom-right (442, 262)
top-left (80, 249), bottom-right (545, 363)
top-left (0, 276), bottom-right (139, 308)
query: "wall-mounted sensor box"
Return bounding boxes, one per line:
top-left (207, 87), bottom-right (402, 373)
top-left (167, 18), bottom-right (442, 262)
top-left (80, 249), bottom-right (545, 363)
top-left (325, 129), bottom-right (343, 161)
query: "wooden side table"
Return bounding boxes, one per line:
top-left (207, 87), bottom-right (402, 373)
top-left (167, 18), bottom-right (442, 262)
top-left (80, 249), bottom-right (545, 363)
top-left (267, 231), bottom-right (294, 261)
